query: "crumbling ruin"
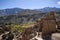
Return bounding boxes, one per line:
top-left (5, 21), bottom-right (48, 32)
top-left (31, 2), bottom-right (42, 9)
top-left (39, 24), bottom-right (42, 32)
top-left (41, 12), bottom-right (56, 35)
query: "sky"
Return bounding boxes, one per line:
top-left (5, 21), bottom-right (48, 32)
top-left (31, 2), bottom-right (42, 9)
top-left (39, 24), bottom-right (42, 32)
top-left (0, 0), bottom-right (60, 9)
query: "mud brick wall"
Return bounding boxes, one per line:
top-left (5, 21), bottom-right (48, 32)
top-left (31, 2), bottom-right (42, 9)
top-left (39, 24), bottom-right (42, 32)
top-left (47, 20), bottom-right (56, 32)
top-left (42, 19), bottom-right (49, 35)
top-left (42, 19), bottom-right (56, 35)
top-left (46, 12), bottom-right (56, 20)
top-left (41, 11), bottom-right (56, 35)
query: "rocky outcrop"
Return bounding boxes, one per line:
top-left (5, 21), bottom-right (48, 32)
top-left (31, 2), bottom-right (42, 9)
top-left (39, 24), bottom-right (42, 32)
top-left (0, 25), bottom-right (11, 35)
top-left (1, 32), bottom-right (14, 40)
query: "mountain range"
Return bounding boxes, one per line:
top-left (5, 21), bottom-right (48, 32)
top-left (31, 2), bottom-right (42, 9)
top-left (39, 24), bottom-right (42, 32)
top-left (0, 7), bottom-right (60, 16)
top-left (0, 7), bottom-right (60, 24)
top-left (35, 7), bottom-right (60, 12)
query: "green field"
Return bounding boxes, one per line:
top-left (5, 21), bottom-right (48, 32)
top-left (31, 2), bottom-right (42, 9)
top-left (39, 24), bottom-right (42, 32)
top-left (10, 22), bottom-right (35, 32)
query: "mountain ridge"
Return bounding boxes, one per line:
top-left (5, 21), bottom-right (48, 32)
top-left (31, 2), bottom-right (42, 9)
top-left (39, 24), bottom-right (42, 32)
top-left (0, 7), bottom-right (60, 16)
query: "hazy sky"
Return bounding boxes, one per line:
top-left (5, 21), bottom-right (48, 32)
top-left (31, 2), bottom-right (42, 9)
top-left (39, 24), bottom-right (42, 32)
top-left (0, 0), bottom-right (60, 9)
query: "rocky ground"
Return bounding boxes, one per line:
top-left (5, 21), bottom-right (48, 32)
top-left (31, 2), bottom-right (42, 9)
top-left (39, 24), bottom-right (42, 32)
top-left (52, 33), bottom-right (60, 40)
top-left (0, 24), bottom-right (42, 40)
top-left (0, 24), bottom-right (60, 40)
top-left (0, 29), bottom-right (60, 40)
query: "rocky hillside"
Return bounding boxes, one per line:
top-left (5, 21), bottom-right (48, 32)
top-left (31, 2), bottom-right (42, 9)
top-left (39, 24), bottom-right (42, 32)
top-left (0, 10), bottom-right (46, 24)
top-left (0, 7), bottom-right (60, 24)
